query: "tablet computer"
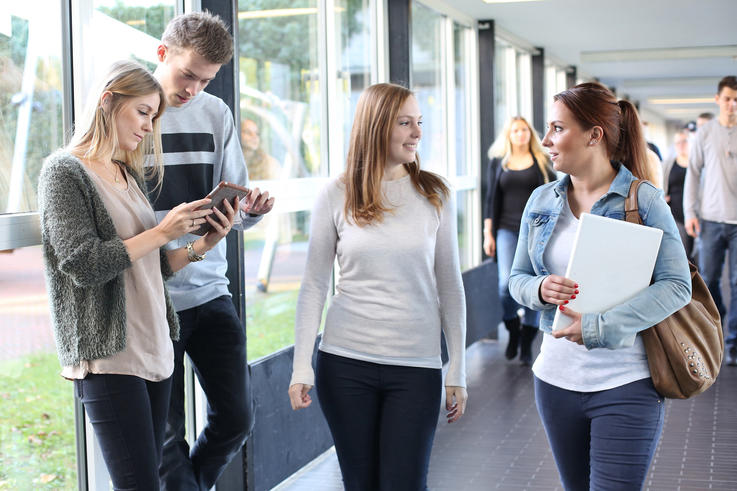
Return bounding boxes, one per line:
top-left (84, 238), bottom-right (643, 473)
top-left (192, 181), bottom-right (250, 236)
top-left (551, 212), bottom-right (663, 331)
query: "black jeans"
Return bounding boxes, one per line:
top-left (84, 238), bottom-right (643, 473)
top-left (316, 351), bottom-right (442, 491)
top-left (160, 295), bottom-right (252, 490)
top-left (75, 373), bottom-right (172, 491)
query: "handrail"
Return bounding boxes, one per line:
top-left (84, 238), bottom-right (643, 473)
top-left (0, 212), bottom-right (41, 250)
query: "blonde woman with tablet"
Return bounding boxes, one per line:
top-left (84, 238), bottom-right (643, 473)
top-left (38, 61), bottom-right (235, 490)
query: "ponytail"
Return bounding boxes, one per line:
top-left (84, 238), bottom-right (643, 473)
top-left (615, 100), bottom-right (650, 181)
top-left (554, 82), bottom-right (652, 181)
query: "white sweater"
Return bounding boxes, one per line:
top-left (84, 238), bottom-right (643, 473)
top-left (290, 175), bottom-right (467, 388)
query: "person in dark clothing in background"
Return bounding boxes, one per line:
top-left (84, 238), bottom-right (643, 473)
top-left (662, 128), bottom-right (694, 261)
top-left (483, 116), bottom-right (556, 366)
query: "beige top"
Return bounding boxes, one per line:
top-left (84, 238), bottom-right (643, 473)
top-left (61, 165), bottom-right (173, 381)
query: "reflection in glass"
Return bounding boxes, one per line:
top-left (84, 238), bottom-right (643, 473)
top-left (1, 4), bottom-right (63, 214)
top-left (0, 247), bottom-right (76, 489)
top-left (238, 1), bottom-right (322, 363)
top-left (238, 0), bottom-right (323, 180)
top-left (335, 0), bottom-right (372, 163)
top-left (71, 1), bottom-right (175, 115)
top-left (411, 2), bottom-right (446, 175)
top-left (238, 1), bottom-right (372, 360)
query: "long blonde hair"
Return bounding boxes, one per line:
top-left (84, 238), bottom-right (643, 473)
top-left (344, 83), bottom-right (449, 226)
top-left (488, 116), bottom-right (552, 183)
top-left (67, 60), bottom-right (166, 189)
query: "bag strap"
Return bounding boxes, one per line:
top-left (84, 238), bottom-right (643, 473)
top-left (625, 179), bottom-right (647, 225)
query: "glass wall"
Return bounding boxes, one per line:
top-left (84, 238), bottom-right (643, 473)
top-left (453, 22), bottom-right (469, 177)
top-left (238, 0), bottom-right (375, 360)
top-left (0, 3), bottom-right (64, 215)
top-left (1, 0), bottom-right (482, 485)
top-left (0, 2), bottom-right (177, 488)
top-left (71, 1), bottom-right (175, 114)
top-left (411, 2), bottom-right (446, 175)
top-left (0, 3), bottom-right (75, 489)
top-left (494, 38), bottom-right (534, 139)
top-left (544, 63), bottom-right (569, 125)
top-left (411, 2), bottom-right (478, 271)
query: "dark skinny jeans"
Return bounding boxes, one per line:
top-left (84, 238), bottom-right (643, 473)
top-left (316, 351), bottom-right (442, 491)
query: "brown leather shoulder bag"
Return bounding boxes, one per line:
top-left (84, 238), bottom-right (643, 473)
top-left (625, 179), bottom-right (724, 398)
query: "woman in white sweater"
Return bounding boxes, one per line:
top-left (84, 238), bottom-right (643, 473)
top-left (288, 83), bottom-right (468, 490)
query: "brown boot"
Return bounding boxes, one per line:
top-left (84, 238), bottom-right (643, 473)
top-left (519, 325), bottom-right (538, 366)
top-left (503, 317), bottom-right (521, 360)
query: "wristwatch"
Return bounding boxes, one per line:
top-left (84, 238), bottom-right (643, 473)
top-left (186, 241), bottom-right (206, 262)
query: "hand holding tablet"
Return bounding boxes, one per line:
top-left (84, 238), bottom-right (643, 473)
top-left (191, 181), bottom-right (250, 235)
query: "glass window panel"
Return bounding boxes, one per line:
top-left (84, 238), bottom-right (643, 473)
top-left (516, 51), bottom-right (532, 123)
top-left (453, 22), bottom-right (469, 177)
top-left (493, 40), bottom-right (508, 137)
top-left (1, 4), bottom-right (64, 214)
top-left (455, 190), bottom-right (472, 271)
top-left (411, 2), bottom-right (446, 175)
top-left (0, 246), bottom-right (76, 489)
top-left (544, 64), bottom-right (557, 125)
top-left (71, 1), bottom-right (175, 112)
top-left (335, 0), bottom-right (372, 168)
top-left (239, 0), bottom-right (362, 360)
top-left (238, 0), bottom-right (323, 180)
top-left (557, 68), bottom-right (568, 93)
top-left (244, 210), bottom-right (311, 361)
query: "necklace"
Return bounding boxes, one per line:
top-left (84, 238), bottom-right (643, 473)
top-left (105, 160), bottom-right (120, 183)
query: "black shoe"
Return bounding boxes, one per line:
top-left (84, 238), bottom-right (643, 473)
top-left (503, 317), bottom-right (521, 360)
top-left (519, 325), bottom-right (538, 366)
top-left (727, 347), bottom-right (737, 367)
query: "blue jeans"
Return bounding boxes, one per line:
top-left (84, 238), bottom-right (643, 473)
top-left (160, 296), bottom-right (252, 491)
top-left (698, 220), bottom-right (737, 350)
top-left (76, 374), bottom-right (172, 491)
top-left (316, 351), bottom-right (442, 491)
top-left (534, 377), bottom-right (664, 491)
top-left (497, 228), bottom-right (539, 325)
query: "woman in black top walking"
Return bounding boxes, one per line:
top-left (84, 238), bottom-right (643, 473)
top-left (483, 116), bottom-right (556, 365)
top-left (662, 128), bottom-right (694, 261)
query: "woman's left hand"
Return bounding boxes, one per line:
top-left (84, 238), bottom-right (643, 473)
top-left (445, 386), bottom-right (468, 423)
top-left (202, 196), bottom-right (238, 250)
top-left (551, 306), bottom-right (584, 345)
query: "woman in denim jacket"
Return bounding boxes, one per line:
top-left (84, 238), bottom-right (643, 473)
top-left (509, 82), bottom-right (691, 491)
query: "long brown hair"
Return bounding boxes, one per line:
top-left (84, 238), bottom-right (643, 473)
top-left (68, 60), bottom-right (166, 188)
top-left (343, 83), bottom-right (449, 226)
top-left (488, 115), bottom-right (552, 183)
top-left (553, 82), bottom-right (650, 181)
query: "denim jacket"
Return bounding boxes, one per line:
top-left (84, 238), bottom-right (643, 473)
top-left (508, 164), bottom-right (691, 350)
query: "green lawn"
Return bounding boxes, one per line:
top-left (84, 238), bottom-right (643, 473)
top-left (0, 289), bottom-right (303, 490)
top-left (246, 289), bottom-right (300, 361)
top-left (0, 353), bottom-right (77, 490)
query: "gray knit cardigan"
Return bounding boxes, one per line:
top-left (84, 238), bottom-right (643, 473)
top-left (38, 151), bottom-right (180, 367)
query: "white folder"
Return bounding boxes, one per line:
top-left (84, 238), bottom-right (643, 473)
top-left (551, 212), bottom-right (663, 331)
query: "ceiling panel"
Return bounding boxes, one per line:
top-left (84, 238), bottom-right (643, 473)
top-left (448, 0), bottom-right (737, 122)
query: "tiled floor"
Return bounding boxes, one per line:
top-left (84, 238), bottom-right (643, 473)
top-left (276, 329), bottom-right (737, 491)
